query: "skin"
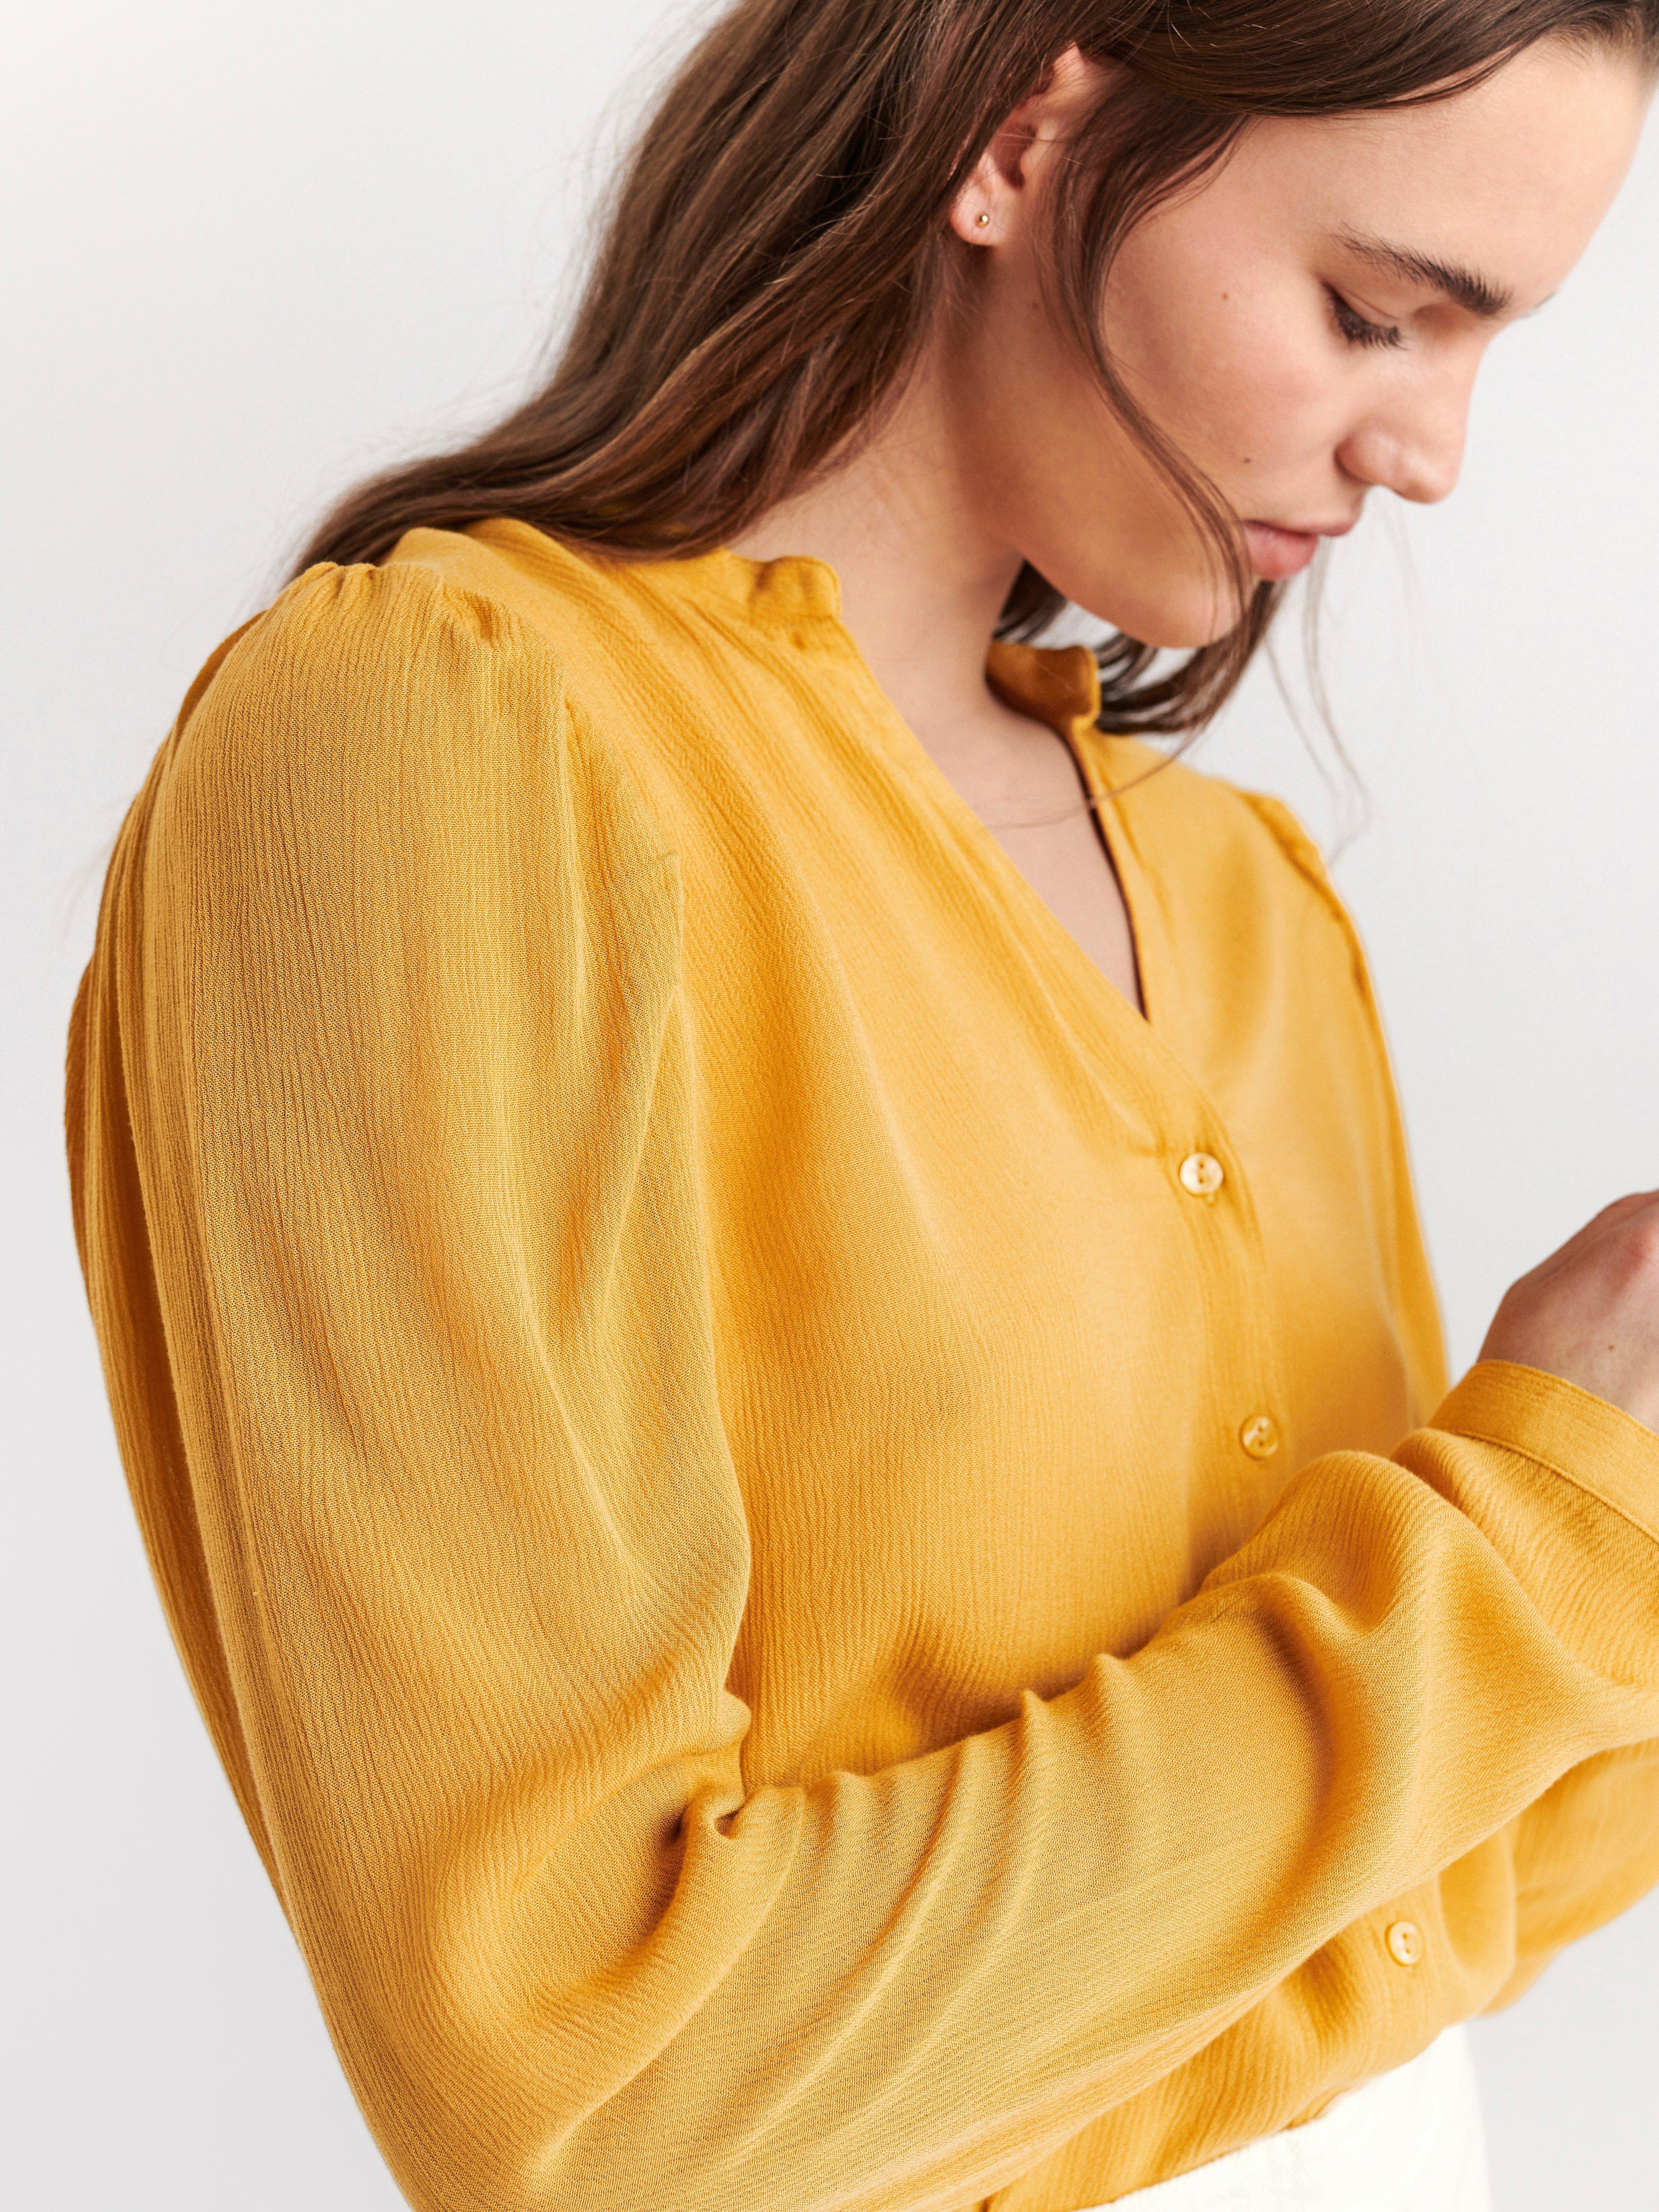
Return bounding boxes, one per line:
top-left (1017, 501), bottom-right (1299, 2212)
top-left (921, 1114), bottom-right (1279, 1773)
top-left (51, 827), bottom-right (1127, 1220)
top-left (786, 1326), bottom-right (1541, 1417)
top-left (733, 36), bottom-right (1659, 1428)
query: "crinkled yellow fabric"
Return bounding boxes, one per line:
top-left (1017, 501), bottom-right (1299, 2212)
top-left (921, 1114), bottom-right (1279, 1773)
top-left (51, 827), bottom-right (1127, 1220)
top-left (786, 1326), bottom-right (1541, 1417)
top-left (66, 519), bottom-right (1659, 2212)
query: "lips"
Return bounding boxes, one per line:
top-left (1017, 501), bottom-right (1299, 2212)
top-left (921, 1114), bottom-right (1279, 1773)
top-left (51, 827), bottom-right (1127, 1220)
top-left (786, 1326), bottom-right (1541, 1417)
top-left (1243, 515), bottom-right (1358, 582)
top-left (1243, 520), bottom-right (1321, 581)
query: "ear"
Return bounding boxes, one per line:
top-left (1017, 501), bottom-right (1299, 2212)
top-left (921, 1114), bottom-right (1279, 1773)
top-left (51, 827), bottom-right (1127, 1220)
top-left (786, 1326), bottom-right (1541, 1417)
top-left (945, 44), bottom-right (1116, 246)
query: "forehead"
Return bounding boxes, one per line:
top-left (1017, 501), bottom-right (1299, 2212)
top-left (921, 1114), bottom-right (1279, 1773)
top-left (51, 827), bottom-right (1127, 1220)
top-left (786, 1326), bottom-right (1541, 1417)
top-left (1235, 41), bottom-right (1651, 293)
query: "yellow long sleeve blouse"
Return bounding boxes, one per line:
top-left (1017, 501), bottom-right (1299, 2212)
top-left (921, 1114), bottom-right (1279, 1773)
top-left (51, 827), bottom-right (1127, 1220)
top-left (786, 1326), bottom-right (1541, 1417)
top-left (68, 518), bottom-right (1659, 2212)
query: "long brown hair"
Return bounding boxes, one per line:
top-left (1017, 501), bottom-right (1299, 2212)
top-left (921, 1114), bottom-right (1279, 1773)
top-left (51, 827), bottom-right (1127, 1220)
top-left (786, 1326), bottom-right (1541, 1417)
top-left (292, 0), bottom-right (1657, 734)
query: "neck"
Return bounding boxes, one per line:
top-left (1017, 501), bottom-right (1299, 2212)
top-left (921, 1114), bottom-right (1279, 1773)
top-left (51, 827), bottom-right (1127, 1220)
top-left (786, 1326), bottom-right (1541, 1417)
top-left (727, 359), bottom-right (1027, 755)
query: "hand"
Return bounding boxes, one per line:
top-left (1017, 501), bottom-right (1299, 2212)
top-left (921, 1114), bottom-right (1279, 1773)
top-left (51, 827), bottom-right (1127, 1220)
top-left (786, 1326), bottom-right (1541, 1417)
top-left (1479, 1191), bottom-right (1659, 1432)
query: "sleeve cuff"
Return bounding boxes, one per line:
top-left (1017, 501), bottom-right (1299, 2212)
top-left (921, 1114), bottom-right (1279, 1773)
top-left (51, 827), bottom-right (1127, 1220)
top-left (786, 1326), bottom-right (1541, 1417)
top-left (1429, 1360), bottom-right (1659, 1545)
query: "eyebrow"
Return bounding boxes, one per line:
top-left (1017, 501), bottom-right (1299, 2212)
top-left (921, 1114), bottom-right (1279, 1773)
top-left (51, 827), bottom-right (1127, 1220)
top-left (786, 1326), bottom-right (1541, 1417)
top-left (1333, 227), bottom-right (1514, 319)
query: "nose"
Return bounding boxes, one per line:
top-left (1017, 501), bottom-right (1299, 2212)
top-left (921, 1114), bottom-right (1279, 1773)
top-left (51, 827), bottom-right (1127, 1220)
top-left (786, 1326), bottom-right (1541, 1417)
top-left (1335, 360), bottom-right (1477, 505)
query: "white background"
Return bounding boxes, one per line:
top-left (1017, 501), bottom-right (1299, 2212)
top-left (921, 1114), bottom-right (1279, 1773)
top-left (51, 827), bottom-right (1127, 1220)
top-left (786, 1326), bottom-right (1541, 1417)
top-left (5, 3), bottom-right (1656, 2204)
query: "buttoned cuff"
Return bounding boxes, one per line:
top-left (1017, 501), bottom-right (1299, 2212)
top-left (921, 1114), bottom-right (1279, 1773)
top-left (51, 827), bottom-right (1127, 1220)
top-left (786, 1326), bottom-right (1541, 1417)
top-left (1430, 1360), bottom-right (1659, 1545)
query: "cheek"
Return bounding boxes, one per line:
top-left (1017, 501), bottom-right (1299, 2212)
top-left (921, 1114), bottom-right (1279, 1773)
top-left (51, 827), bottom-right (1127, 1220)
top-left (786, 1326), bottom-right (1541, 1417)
top-left (1107, 252), bottom-right (1333, 486)
top-left (956, 245), bottom-right (1342, 646)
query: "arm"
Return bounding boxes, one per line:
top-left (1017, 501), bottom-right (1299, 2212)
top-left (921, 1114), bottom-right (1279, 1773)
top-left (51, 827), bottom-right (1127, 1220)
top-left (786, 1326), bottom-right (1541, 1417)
top-left (1233, 793), bottom-right (1659, 2040)
top-left (68, 560), bottom-right (1659, 2212)
top-left (1480, 1742), bottom-right (1659, 2015)
top-left (998, 1368), bottom-right (1659, 2205)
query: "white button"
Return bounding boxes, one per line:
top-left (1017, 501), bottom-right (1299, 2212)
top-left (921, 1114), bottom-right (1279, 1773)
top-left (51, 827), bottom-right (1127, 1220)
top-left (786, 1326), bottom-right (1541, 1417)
top-left (1179, 1152), bottom-right (1225, 1198)
top-left (1239, 1414), bottom-right (1280, 1460)
top-left (1386, 1919), bottom-right (1424, 1967)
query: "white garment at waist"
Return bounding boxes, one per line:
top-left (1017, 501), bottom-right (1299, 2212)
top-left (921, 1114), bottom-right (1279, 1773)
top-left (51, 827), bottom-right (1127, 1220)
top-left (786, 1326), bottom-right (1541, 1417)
top-left (1086, 2025), bottom-right (1490, 2211)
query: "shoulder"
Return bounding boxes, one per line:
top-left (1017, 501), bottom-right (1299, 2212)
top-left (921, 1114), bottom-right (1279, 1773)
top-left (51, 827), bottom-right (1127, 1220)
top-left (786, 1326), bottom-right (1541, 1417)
top-left (134, 553), bottom-right (687, 1071)
top-left (161, 548), bottom-right (671, 903)
top-left (1227, 784), bottom-right (1369, 983)
top-left (180, 554), bottom-right (560, 780)
top-left (1087, 734), bottom-right (1369, 990)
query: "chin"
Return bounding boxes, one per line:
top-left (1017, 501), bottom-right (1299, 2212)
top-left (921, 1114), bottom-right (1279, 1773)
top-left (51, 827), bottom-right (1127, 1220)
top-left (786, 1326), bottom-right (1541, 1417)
top-left (1043, 544), bottom-right (1247, 651)
top-left (1068, 579), bottom-right (1244, 651)
top-left (1125, 609), bottom-right (1241, 650)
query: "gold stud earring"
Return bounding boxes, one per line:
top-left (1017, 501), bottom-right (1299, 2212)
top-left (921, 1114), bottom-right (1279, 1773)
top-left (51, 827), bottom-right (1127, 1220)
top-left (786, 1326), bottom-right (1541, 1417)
top-left (975, 212), bottom-right (991, 228)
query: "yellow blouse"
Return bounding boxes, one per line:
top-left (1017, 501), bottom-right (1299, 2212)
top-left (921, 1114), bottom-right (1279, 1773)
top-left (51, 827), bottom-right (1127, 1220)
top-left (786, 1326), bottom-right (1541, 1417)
top-left (67, 518), bottom-right (1659, 2212)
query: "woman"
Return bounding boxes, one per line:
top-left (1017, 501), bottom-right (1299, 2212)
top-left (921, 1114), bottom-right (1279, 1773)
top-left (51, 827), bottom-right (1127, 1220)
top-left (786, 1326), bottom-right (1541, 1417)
top-left (66, 2), bottom-right (1659, 2208)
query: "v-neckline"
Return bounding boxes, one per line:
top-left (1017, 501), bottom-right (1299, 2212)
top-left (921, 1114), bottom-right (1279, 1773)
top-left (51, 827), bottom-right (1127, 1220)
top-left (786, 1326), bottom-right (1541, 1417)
top-left (630, 542), bottom-right (1210, 1098)
top-left (833, 619), bottom-right (1216, 1126)
top-left (1019, 669), bottom-right (1153, 1031)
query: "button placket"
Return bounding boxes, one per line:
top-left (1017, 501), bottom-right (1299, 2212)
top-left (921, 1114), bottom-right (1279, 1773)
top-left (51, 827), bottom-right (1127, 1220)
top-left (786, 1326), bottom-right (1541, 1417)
top-left (1172, 1144), bottom-right (1284, 1467)
top-left (1385, 1919), bottom-right (1424, 1967)
top-left (1178, 1151), bottom-right (1225, 1199)
top-left (1069, 732), bottom-right (1299, 1495)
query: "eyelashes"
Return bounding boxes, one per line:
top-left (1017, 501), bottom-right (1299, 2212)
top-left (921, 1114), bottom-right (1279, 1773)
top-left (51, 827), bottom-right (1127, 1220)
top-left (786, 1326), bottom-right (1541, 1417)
top-left (1324, 283), bottom-right (1405, 351)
